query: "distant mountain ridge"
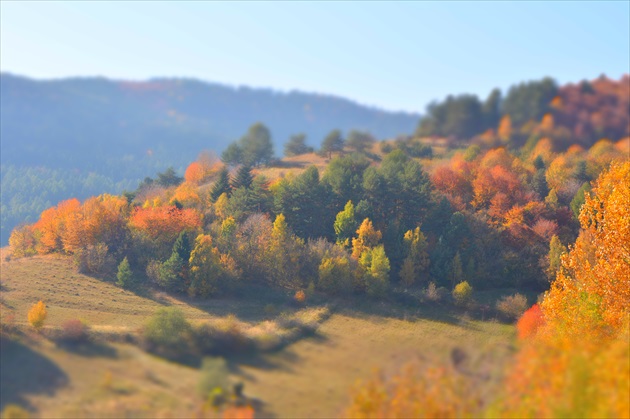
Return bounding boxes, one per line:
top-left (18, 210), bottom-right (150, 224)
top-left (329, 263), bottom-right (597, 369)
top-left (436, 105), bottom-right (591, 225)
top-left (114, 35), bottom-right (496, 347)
top-left (0, 73), bottom-right (419, 177)
top-left (0, 72), bottom-right (419, 244)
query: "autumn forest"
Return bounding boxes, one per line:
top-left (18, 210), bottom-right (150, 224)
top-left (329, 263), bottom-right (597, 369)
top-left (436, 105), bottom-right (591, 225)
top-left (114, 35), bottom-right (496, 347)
top-left (2, 73), bottom-right (629, 418)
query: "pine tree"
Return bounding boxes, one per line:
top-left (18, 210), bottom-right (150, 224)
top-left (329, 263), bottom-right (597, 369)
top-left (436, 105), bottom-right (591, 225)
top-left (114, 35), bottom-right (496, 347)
top-left (533, 155), bottom-right (545, 170)
top-left (210, 167), bottom-right (232, 202)
top-left (532, 169), bottom-right (549, 199)
top-left (320, 129), bottom-right (345, 158)
top-left (116, 257), bottom-right (133, 288)
top-left (284, 133), bottom-right (312, 157)
top-left (159, 252), bottom-right (184, 292)
top-left (172, 231), bottom-right (191, 270)
top-left (232, 165), bottom-right (254, 190)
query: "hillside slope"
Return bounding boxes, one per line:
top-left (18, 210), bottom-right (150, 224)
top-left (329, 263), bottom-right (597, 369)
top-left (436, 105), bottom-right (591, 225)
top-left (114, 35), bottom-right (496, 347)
top-left (0, 250), bottom-right (515, 417)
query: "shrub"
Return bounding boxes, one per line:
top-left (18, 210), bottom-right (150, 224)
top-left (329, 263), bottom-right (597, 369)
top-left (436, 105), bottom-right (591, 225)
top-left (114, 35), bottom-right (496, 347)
top-left (198, 357), bottom-right (230, 399)
top-left (496, 293), bottom-right (528, 321)
top-left (195, 315), bottom-right (251, 355)
top-left (344, 362), bottom-right (481, 418)
top-left (452, 281), bottom-right (473, 306)
top-left (294, 290), bottom-right (306, 304)
top-left (361, 246), bottom-right (390, 298)
top-left (146, 259), bottom-right (162, 284)
top-left (143, 308), bottom-right (193, 360)
top-left (318, 256), bottom-right (354, 295)
top-left (60, 319), bottom-right (90, 343)
top-left (380, 142), bottom-right (393, 154)
top-left (425, 282), bottom-right (440, 302)
top-left (27, 301), bottom-right (47, 330)
top-left (222, 405), bottom-right (255, 419)
top-left (74, 242), bottom-right (110, 274)
top-left (214, 315), bottom-right (249, 353)
top-left (1, 404), bottom-right (30, 419)
top-left (516, 304), bottom-right (545, 340)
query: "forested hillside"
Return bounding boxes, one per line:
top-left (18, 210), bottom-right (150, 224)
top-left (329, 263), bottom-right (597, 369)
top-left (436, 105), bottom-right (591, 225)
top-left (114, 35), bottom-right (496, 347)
top-left (0, 73), bottom-right (419, 243)
top-left (417, 75), bottom-right (629, 149)
top-left (4, 74), bottom-right (629, 418)
top-left (2, 74), bottom-right (627, 245)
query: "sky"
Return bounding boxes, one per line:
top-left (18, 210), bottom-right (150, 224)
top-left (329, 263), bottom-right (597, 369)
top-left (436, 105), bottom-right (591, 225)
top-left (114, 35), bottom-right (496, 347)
top-left (1, 1), bottom-right (628, 113)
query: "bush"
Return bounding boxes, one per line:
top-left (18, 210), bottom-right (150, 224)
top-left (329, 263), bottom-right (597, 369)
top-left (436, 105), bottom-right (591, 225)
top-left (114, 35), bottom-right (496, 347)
top-left (60, 319), bottom-right (90, 343)
top-left (380, 142), bottom-right (393, 154)
top-left (146, 259), bottom-right (162, 284)
top-left (143, 308), bottom-right (193, 360)
top-left (425, 282), bottom-right (440, 302)
top-left (318, 256), bottom-right (354, 295)
top-left (496, 293), bottom-right (528, 321)
top-left (74, 243), bottom-right (110, 274)
top-left (1, 404), bottom-right (30, 419)
top-left (516, 304), bottom-right (545, 340)
top-left (294, 290), bottom-right (306, 304)
top-left (27, 301), bottom-right (47, 330)
top-left (194, 315), bottom-right (251, 355)
top-left (198, 357), bottom-right (230, 399)
top-left (452, 281), bottom-right (473, 306)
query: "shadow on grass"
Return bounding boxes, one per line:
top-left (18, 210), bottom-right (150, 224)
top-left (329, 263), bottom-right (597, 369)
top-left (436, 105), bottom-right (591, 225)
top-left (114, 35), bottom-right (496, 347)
top-left (55, 340), bottom-right (119, 359)
top-left (176, 285), bottom-right (303, 323)
top-left (0, 336), bottom-right (68, 413)
top-left (335, 293), bottom-right (464, 327)
top-left (333, 288), bottom-right (522, 329)
top-left (270, 160), bottom-right (306, 169)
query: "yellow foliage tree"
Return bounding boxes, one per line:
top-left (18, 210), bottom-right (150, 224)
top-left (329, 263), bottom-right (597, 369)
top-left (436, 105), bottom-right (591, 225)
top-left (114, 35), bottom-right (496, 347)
top-left (28, 300), bottom-right (47, 330)
top-left (170, 182), bottom-right (201, 207)
top-left (399, 227), bottom-right (429, 287)
top-left (351, 218), bottom-right (382, 259)
top-left (497, 115), bottom-right (512, 143)
top-left (214, 193), bottom-right (229, 220)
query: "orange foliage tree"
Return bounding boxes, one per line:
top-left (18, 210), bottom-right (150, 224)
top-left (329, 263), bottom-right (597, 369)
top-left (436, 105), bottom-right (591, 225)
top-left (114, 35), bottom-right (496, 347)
top-left (129, 205), bottom-right (202, 246)
top-left (500, 160), bottom-right (630, 417)
top-left (32, 198), bottom-right (81, 253)
top-left (61, 195), bottom-right (129, 254)
top-left (542, 160), bottom-right (629, 334)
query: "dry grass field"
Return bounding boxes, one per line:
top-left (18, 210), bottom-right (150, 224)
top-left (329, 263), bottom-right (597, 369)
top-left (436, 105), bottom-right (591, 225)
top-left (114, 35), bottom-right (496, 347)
top-left (1, 249), bottom-right (516, 417)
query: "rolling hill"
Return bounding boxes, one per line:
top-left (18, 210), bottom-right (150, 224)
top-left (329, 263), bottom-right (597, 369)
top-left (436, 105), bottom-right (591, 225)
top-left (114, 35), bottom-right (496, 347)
top-left (0, 73), bottom-right (419, 244)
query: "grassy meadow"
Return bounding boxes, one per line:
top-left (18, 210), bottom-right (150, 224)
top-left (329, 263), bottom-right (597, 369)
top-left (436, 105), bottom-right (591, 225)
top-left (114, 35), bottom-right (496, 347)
top-left (1, 248), bottom-right (517, 417)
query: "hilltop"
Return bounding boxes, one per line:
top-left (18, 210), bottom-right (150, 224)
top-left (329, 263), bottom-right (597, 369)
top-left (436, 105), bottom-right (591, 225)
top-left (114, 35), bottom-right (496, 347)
top-left (0, 73), bottom-right (419, 173)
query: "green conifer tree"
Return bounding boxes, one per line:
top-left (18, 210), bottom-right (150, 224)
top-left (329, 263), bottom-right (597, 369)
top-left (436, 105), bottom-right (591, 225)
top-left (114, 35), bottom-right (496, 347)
top-left (210, 167), bottom-right (232, 202)
top-left (116, 257), bottom-right (133, 288)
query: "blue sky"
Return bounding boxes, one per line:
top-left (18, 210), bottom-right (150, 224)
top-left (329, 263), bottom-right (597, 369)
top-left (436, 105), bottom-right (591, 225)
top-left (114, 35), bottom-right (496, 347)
top-left (1, 1), bottom-right (628, 113)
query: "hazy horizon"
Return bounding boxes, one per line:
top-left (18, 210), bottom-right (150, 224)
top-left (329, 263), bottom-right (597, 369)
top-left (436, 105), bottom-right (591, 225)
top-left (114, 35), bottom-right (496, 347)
top-left (2, 2), bottom-right (628, 113)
